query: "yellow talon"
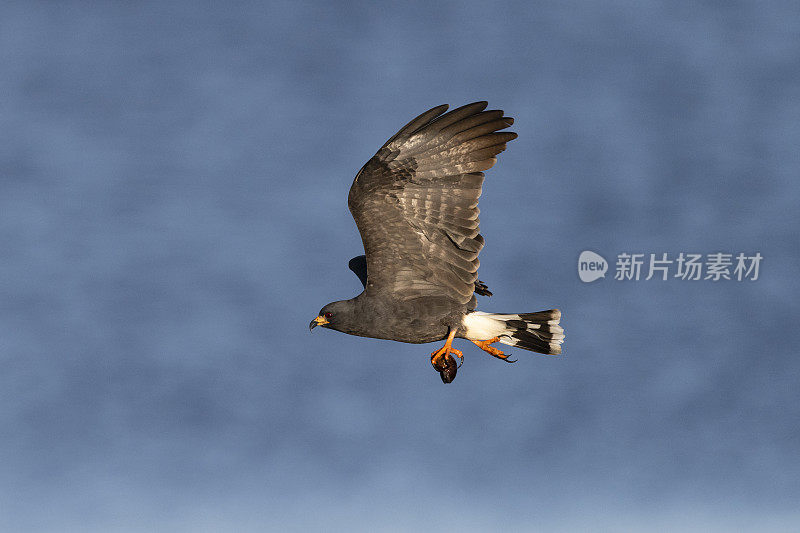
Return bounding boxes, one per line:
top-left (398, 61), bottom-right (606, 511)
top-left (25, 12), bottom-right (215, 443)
top-left (471, 337), bottom-right (515, 362)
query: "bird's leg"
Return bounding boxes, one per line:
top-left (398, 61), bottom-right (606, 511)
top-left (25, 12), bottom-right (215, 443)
top-left (431, 329), bottom-right (462, 382)
top-left (430, 329), bottom-right (459, 370)
top-left (471, 337), bottom-right (516, 363)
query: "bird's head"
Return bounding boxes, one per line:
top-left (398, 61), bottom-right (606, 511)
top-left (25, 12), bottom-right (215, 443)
top-left (309, 299), bottom-right (358, 334)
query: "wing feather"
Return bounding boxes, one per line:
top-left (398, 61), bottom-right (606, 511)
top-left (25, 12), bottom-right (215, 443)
top-left (348, 102), bottom-right (516, 305)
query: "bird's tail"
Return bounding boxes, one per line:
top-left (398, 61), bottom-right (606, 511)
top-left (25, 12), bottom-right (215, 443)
top-left (461, 309), bottom-right (564, 355)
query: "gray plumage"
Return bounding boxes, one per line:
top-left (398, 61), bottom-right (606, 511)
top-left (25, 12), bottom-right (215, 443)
top-left (348, 101), bottom-right (514, 306)
top-left (348, 254), bottom-right (492, 298)
top-left (312, 101), bottom-right (563, 382)
top-left (319, 102), bottom-right (514, 342)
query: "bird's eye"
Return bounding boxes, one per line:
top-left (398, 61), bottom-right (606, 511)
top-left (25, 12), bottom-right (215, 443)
top-left (324, 312), bottom-right (333, 319)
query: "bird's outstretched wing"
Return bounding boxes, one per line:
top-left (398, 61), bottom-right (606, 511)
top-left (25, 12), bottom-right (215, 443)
top-left (347, 102), bottom-right (515, 305)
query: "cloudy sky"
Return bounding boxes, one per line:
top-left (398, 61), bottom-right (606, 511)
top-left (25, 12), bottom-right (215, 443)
top-left (2, 1), bottom-right (799, 531)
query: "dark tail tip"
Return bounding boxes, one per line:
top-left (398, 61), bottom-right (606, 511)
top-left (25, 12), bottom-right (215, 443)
top-left (505, 309), bottom-right (564, 355)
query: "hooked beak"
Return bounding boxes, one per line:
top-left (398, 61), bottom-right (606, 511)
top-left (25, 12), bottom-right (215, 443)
top-left (309, 315), bottom-right (329, 331)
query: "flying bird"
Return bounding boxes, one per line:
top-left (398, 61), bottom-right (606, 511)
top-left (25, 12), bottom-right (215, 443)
top-left (310, 101), bottom-right (564, 383)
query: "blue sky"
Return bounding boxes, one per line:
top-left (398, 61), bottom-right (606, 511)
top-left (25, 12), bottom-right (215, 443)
top-left (2, 1), bottom-right (799, 531)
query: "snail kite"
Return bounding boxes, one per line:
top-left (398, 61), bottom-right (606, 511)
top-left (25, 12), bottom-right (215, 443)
top-left (310, 101), bottom-right (564, 383)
